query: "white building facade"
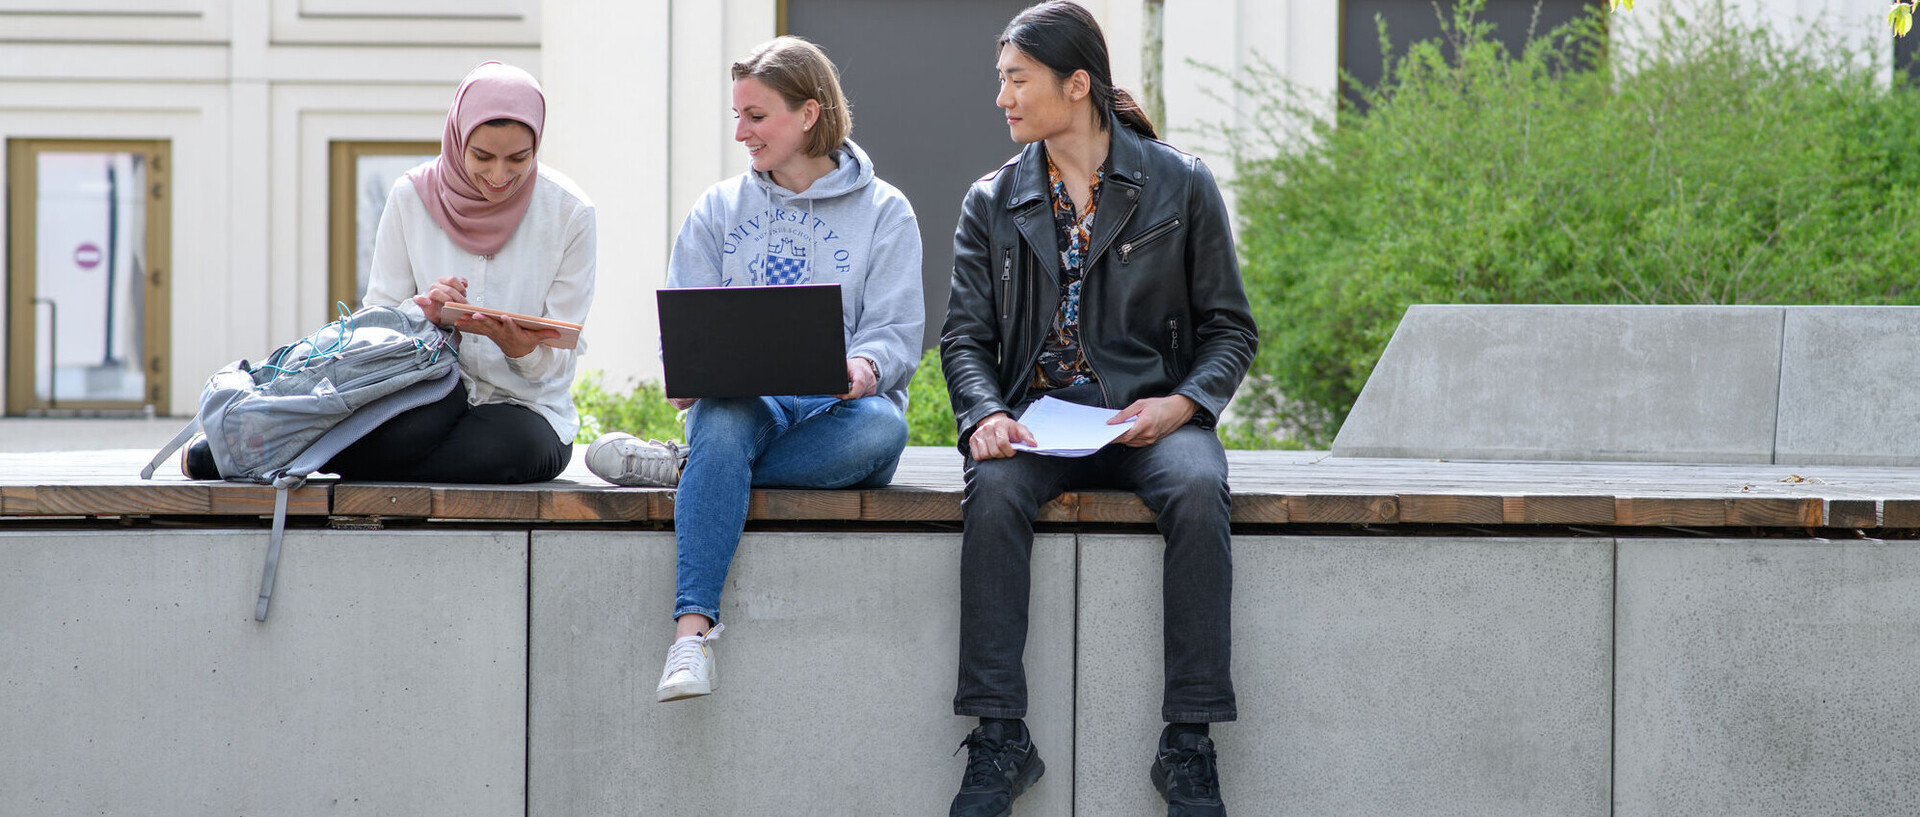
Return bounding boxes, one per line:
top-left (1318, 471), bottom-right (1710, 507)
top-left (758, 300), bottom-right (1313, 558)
top-left (0, 0), bottom-right (1874, 419)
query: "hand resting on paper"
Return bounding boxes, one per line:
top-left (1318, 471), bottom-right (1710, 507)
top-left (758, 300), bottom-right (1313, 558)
top-left (968, 412), bottom-right (1037, 461)
top-left (1109, 394), bottom-right (1199, 448)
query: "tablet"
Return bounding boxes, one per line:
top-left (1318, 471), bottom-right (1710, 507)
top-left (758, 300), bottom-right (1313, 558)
top-left (440, 302), bottom-right (582, 349)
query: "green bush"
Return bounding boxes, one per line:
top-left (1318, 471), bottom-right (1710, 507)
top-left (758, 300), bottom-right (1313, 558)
top-left (571, 370), bottom-right (685, 444)
top-left (572, 350), bottom-right (960, 448)
top-left (905, 347), bottom-right (959, 448)
top-left (1214, 1), bottom-right (1920, 447)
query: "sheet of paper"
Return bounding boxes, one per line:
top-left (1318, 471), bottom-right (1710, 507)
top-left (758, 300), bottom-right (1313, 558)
top-left (1010, 395), bottom-right (1135, 457)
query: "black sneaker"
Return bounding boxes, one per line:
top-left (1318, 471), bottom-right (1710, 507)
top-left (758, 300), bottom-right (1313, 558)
top-left (1150, 727), bottom-right (1226, 817)
top-left (950, 720), bottom-right (1045, 817)
top-left (180, 435), bottom-right (220, 480)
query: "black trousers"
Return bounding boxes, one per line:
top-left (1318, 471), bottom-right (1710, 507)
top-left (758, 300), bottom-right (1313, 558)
top-left (323, 379), bottom-right (572, 484)
top-left (953, 423), bottom-right (1237, 723)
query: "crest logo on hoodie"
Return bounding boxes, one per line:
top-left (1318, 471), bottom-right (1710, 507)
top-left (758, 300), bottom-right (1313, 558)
top-left (763, 236), bottom-right (811, 285)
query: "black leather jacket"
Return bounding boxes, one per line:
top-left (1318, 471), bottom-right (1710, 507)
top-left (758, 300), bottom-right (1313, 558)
top-left (941, 118), bottom-right (1258, 449)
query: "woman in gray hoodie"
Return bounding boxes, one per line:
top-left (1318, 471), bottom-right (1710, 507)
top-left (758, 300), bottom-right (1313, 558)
top-left (584, 36), bottom-right (924, 703)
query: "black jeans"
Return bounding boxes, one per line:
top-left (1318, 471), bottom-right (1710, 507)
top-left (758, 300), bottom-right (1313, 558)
top-left (953, 423), bottom-right (1237, 723)
top-left (323, 379), bottom-right (572, 484)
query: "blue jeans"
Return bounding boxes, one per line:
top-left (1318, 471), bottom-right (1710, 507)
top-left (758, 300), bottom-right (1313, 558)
top-left (673, 394), bottom-right (908, 623)
top-left (953, 424), bottom-right (1237, 723)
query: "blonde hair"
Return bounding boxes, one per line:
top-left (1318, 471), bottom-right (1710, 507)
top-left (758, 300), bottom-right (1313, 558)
top-left (732, 36), bottom-right (852, 158)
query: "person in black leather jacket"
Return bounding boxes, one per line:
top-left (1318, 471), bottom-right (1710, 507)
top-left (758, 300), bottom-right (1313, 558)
top-left (940, 4), bottom-right (1257, 817)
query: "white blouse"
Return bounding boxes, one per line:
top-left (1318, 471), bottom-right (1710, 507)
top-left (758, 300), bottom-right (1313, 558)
top-left (363, 164), bottom-right (596, 443)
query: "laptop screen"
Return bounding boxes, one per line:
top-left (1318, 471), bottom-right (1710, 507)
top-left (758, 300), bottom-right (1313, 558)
top-left (657, 284), bottom-right (847, 399)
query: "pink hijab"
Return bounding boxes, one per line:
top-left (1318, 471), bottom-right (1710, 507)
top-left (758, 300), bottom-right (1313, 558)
top-left (407, 61), bottom-right (546, 257)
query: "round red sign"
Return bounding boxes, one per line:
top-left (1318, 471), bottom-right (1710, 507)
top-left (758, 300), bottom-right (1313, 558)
top-left (74, 243), bottom-right (102, 270)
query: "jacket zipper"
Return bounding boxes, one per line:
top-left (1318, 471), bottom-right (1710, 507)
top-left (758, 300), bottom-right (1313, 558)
top-left (1119, 217), bottom-right (1182, 265)
top-left (999, 248), bottom-right (1012, 322)
top-left (1169, 317), bottom-right (1180, 353)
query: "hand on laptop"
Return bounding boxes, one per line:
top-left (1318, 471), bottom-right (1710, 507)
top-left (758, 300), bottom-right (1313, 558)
top-left (834, 356), bottom-right (878, 401)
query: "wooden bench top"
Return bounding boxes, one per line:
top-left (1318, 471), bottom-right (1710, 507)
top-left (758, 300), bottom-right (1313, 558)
top-left (5, 447), bottom-right (1920, 529)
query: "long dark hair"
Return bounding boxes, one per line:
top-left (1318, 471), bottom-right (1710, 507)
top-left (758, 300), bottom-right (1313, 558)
top-left (998, 1), bottom-right (1156, 140)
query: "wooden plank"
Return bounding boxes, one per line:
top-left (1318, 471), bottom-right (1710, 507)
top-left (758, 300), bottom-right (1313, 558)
top-left (749, 489), bottom-right (862, 520)
top-left (1075, 491), bottom-right (1157, 524)
top-left (1286, 495), bottom-right (1397, 524)
top-left (1398, 494), bottom-right (1503, 524)
top-left (860, 488), bottom-right (962, 522)
top-left (2, 484), bottom-right (206, 515)
top-left (1613, 497), bottom-right (1726, 527)
top-left (1502, 495), bottom-right (1616, 525)
top-left (17, 446), bottom-right (1920, 531)
top-left (1825, 499), bottom-right (1879, 528)
top-left (1881, 499), bottom-right (1920, 528)
top-left (207, 484), bottom-right (330, 516)
top-left (332, 485), bottom-right (434, 517)
top-left (1229, 495), bottom-right (1288, 524)
top-left (650, 491), bottom-right (678, 521)
top-left (541, 488), bottom-right (657, 521)
top-left (1724, 497), bottom-right (1822, 527)
top-left (433, 487), bottom-right (541, 520)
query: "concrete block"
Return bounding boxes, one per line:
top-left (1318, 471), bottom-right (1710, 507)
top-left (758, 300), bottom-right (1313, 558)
top-left (1076, 534), bottom-right (1613, 817)
top-left (529, 531), bottom-right (1076, 817)
top-left (1776, 306), bottom-right (1920, 465)
top-left (1332, 304), bottom-right (1784, 463)
top-left (1616, 539), bottom-right (1920, 816)
top-left (0, 529), bottom-right (528, 816)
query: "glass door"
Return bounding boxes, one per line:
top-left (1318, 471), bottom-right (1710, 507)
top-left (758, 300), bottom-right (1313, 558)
top-left (6, 139), bottom-right (171, 415)
top-left (329, 140), bottom-right (436, 318)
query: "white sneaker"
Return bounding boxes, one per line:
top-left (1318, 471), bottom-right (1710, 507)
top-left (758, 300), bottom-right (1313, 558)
top-left (586, 432), bottom-right (686, 487)
top-left (656, 623), bottom-right (725, 702)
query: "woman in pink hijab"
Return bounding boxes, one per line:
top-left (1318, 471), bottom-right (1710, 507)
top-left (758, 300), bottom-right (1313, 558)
top-left (183, 61), bottom-right (595, 483)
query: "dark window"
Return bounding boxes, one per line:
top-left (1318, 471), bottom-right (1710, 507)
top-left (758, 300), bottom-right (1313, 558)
top-left (1341, 0), bottom-right (1605, 110)
top-left (1898, 30), bottom-right (1920, 85)
top-left (786, 0), bottom-right (1036, 351)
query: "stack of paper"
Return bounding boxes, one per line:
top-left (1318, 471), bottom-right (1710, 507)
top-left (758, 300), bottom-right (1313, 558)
top-left (1009, 396), bottom-right (1136, 457)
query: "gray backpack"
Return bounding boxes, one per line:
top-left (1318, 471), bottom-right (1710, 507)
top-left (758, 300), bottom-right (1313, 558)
top-left (141, 304), bottom-right (461, 620)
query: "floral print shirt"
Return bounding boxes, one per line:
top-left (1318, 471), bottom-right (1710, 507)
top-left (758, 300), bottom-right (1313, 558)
top-left (1030, 154), bottom-right (1110, 391)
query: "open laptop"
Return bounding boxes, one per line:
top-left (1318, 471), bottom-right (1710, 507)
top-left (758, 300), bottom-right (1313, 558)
top-left (657, 283), bottom-right (847, 399)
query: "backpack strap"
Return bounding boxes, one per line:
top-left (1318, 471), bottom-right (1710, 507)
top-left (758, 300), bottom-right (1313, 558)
top-left (251, 367), bottom-right (460, 622)
top-left (140, 418), bottom-right (202, 480)
top-left (256, 481), bottom-right (295, 621)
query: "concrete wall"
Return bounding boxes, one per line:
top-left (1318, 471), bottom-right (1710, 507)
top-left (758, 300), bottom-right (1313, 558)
top-left (1333, 305), bottom-right (1920, 465)
top-left (1615, 537), bottom-right (1920, 816)
top-left (527, 530), bottom-right (1077, 817)
top-left (0, 529), bottom-right (527, 816)
top-left (8, 526), bottom-right (1920, 815)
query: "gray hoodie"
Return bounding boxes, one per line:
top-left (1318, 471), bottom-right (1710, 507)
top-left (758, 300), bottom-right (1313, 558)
top-left (666, 139), bottom-right (924, 411)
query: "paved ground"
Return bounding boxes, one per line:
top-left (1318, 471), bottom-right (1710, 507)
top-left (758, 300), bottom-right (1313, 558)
top-left (0, 417), bottom-right (190, 453)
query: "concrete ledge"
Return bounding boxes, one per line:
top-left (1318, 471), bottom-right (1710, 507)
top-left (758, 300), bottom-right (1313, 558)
top-left (13, 526), bottom-right (1920, 816)
top-left (1332, 304), bottom-right (1785, 463)
top-left (1775, 306), bottom-right (1920, 466)
top-left (1335, 304), bottom-right (1920, 465)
